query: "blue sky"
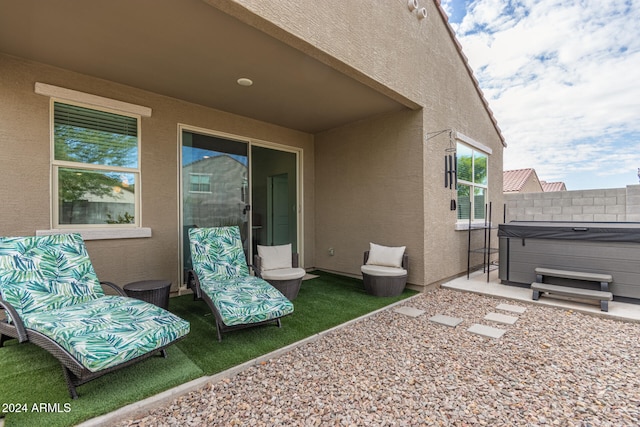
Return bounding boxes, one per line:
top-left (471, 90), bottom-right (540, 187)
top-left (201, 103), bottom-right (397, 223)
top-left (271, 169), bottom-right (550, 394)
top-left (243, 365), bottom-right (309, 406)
top-left (440, 0), bottom-right (640, 190)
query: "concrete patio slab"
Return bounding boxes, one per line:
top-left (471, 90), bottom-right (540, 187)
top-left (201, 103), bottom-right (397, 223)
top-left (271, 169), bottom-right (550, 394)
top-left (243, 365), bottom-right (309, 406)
top-left (429, 314), bottom-right (463, 327)
top-left (496, 303), bottom-right (527, 314)
top-left (467, 323), bottom-right (506, 339)
top-left (442, 269), bottom-right (640, 323)
top-left (484, 312), bottom-right (519, 325)
top-left (393, 306), bottom-right (425, 317)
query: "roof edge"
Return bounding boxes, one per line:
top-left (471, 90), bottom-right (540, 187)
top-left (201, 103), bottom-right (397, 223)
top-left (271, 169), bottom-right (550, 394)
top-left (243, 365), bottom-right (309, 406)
top-left (432, 0), bottom-right (507, 148)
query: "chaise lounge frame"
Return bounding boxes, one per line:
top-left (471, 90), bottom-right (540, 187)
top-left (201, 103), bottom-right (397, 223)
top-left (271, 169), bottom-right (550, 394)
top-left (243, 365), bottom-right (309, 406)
top-left (0, 281), bottom-right (185, 399)
top-left (0, 234), bottom-right (190, 399)
top-left (186, 226), bottom-right (294, 342)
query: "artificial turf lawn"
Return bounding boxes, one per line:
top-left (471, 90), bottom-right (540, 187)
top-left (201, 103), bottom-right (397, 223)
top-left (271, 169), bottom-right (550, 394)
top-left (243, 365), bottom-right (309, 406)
top-left (0, 271), bottom-right (417, 426)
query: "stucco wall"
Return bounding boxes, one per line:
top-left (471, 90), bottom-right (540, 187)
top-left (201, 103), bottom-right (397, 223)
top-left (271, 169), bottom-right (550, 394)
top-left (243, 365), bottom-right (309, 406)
top-left (419, 2), bottom-right (505, 285)
top-left (1, 0), bottom-right (507, 291)
top-left (314, 110), bottom-right (425, 285)
top-left (220, 0), bottom-right (506, 287)
top-left (505, 185), bottom-right (640, 222)
top-left (0, 53), bottom-right (315, 290)
top-left (210, 0), bottom-right (428, 106)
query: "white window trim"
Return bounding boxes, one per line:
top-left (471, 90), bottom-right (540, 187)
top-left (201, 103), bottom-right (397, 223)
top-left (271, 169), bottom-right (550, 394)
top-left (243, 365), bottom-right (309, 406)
top-left (35, 83), bottom-right (152, 117)
top-left (36, 84), bottom-right (152, 240)
top-left (455, 131), bottom-right (492, 155)
top-left (455, 221), bottom-right (494, 231)
top-left (188, 173), bottom-right (213, 193)
top-left (36, 228), bottom-right (152, 240)
top-left (456, 133), bottom-right (490, 226)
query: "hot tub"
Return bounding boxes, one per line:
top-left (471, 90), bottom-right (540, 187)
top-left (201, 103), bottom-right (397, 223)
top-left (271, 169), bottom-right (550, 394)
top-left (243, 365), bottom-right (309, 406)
top-left (498, 221), bottom-right (640, 302)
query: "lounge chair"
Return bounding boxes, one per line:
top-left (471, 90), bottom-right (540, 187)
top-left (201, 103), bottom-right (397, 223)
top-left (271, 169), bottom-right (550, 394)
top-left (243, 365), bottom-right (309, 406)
top-left (0, 233), bottom-right (190, 399)
top-left (253, 244), bottom-right (306, 300)
top-left (361, 243), bottom-right (408, 297)
top-left (187, 226), bottom-right (294, 341)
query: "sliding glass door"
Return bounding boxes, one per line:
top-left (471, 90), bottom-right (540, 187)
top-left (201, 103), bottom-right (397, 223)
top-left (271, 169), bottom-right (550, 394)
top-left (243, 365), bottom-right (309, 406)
top-left (180, 129), bottom-right (299, 282)
top-left (181, 130), bottom-right (249, 277)
top-left (250, 145), bottom-right (298, 255)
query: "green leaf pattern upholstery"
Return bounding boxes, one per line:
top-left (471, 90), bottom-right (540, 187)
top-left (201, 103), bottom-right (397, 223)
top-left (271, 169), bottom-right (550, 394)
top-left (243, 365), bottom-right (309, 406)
top-left (189, 227), bottom-right (293, 327)
top-left (0, 234), bottom-right (190, 372)
top-left (0, 234), bottom-right (105, 318)
top-left (21, 296), bottom-right (189, 372)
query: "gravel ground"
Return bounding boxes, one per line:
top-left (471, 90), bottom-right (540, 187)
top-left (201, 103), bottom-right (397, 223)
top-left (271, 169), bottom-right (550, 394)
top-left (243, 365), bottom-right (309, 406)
top-left (117, 289), bottom-right (640, 426)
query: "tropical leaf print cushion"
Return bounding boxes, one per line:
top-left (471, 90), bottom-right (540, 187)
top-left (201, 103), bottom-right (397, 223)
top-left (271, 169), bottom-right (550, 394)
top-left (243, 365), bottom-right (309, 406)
top-left (199, 275), bottom-right (294, 326)
top-left (189, 226), bottom-right (250, 281)
top-left (21, 296), bottom-right (190, 372)
top-left (188, 226), bottom-right (293, 326)
top-left (0, 234), bottom-right (104, 318)
top-left (0, 233), bottom-right (190, 372)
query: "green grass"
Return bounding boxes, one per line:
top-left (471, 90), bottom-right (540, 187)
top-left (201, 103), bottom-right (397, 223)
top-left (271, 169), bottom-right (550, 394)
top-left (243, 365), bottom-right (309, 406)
top-left (0, 271), bottom-right (417, 426)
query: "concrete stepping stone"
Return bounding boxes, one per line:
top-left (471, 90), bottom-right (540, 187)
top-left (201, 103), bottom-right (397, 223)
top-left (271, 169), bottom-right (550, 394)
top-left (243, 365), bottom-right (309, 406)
top-left (429, 314), bottom-right (463, 327)
top-left (467, 323), bottom-right (506, 339)
top-left (394, 307), bottom-right (425, 317)
top-left (484, 312), bottom-right (519, 325)
top-left (496, 303), bottom-right (526, 314)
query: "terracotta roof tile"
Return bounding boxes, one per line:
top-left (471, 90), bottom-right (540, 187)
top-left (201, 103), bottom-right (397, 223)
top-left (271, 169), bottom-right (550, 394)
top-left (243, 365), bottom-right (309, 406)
top-left (503, 169), bottom-right (536, 192)
top-left (541, 181), bottom-right (567, 192)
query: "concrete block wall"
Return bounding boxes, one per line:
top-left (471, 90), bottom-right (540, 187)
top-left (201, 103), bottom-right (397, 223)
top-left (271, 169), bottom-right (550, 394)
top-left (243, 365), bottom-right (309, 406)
top-left (505, 185), bottom-right (640, 222)
top-left (627, 185), bottom-right (640, 222)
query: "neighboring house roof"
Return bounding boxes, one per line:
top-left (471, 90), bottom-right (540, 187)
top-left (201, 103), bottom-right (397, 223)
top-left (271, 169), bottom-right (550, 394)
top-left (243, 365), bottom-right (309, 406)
top-left (541, 181), bottom-right (567, 192)
top-left (504, 169), bottom-right (568, 193)
top-left (503, 168), bottom-right (542, 193)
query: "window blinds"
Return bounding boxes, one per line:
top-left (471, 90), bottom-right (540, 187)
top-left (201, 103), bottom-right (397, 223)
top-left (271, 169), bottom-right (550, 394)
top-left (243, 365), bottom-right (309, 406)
top-left (54, 102), bottom-right (137, 137)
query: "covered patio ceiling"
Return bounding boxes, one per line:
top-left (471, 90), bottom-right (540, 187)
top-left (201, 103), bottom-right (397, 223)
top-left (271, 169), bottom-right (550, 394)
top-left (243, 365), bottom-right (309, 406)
top-left (0, 0), bottom-right (414, 134)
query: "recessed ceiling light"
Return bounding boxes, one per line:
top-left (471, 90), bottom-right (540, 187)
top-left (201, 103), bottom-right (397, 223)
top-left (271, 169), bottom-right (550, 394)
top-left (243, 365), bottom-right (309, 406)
top-left (237, 78), bottom-right (253, 87)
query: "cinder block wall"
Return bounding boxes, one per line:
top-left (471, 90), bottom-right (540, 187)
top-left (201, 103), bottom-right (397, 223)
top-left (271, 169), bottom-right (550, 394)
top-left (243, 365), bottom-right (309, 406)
top-left (505, 185), bottom-right (640, 222)
top-left (627, 186), bottom-right (640, 222)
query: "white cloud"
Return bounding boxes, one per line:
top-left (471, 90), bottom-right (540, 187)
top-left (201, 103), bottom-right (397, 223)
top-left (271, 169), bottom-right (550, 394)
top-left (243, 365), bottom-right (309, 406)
top-left (450, 0), bottom-right (640, 189)
top-left (439, 0), bottom-right (455, 20)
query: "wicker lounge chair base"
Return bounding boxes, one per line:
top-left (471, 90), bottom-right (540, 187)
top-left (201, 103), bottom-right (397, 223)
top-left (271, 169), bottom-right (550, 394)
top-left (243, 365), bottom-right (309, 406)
top-left (267, 278), bottom-right (302, 301)
top-left (254, 250), bottom-right (305, 301)
top-left (362, 273), bottom-right (407, 297)
top-left (361, 247), bottom-right (408, 297)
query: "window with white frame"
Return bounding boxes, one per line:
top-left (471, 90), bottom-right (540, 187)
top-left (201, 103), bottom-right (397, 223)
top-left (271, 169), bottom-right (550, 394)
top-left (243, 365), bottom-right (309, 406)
top-left (456, 142), bottom-right (488, 222)
top-left (189, 173), bottom-right (212, 193)
top-left (52, 101), bottom-right (140, 227)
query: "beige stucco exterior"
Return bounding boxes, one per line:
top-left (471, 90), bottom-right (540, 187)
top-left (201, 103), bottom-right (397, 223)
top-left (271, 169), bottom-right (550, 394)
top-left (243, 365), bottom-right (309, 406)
top-left (0, 55), bottom-right (315, 288)
top-left (0, 0), bottom-right (505, 291)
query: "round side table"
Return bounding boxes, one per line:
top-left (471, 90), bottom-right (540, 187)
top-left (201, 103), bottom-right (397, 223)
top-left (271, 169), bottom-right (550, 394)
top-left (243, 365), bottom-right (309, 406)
top-left (123, 280), bottom-right (172, 310)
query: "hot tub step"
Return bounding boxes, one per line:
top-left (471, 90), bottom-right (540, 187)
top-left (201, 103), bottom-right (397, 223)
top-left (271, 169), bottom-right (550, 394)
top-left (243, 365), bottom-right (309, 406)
top-left (534, 267), bottom-right (612, 284)
top-left (531, 282), bottom-right (613, 312)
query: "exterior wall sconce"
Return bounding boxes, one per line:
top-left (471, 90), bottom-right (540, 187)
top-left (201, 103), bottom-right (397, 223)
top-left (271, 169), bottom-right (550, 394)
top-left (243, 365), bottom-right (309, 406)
top-left (408, 0), bottom-right (419, 12)
top-left (418, 8), bottom-right (427, 19)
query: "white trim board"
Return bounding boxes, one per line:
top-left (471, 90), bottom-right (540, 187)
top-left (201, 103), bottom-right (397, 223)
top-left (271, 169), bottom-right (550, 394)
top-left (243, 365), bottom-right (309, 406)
top-left (35, 82), bottom-right (152, 117)
top-left (455, 131), bottom-right (492, 155)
